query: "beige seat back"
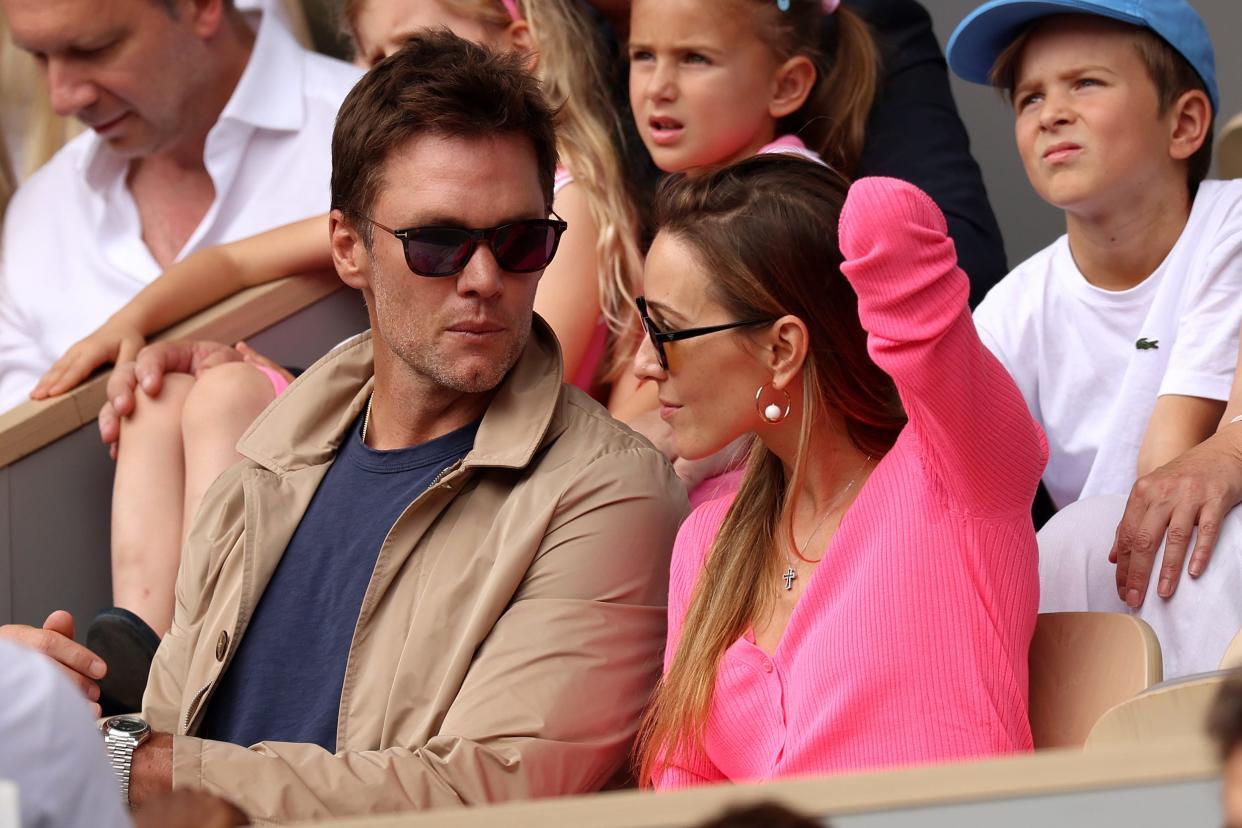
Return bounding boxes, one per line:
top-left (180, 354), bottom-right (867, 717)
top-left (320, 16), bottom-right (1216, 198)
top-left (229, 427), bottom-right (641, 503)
top-left (1084, 671), bottom-right (1229, 749)
top-left (1028, 612), bottom-right (1163, 749)
top-left (1222, 628), bottom-right (1242, 670)
top-left (1221, 112), bottom-right (1242, 179)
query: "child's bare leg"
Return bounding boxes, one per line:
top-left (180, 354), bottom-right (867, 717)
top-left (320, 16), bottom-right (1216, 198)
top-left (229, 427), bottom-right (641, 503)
top-left (181, 362), bottom-right (280, 544)
top-left (110, 373), bottom-right (196, 636)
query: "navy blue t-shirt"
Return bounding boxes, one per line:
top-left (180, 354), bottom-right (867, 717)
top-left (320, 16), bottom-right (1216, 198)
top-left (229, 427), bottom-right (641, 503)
top-left (199, 412), bottom-right (480, 752)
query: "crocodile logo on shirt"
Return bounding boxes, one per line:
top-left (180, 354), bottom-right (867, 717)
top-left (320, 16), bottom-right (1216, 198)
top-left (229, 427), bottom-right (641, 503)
top-left (1135, 338), bottom-right (1159, 350)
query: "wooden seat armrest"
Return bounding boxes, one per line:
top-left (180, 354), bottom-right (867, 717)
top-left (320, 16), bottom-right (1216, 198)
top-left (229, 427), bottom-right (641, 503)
top-left (0, 270), bottom-right (342, 468)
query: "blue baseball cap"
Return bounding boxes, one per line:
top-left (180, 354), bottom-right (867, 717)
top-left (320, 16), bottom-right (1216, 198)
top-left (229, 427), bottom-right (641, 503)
top-left (946, 0), bottom-right (1219, 115)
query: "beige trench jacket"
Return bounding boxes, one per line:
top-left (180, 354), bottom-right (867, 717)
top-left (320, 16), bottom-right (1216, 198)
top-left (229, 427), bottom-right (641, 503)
top-left (142, 320), bottom-right (688, 823)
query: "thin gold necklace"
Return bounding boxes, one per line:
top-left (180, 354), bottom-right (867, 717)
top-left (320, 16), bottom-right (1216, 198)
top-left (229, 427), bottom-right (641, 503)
top-left (781, 454), bottom-right (871, 591)
top-left (361, 394), bottom-right (374, 443)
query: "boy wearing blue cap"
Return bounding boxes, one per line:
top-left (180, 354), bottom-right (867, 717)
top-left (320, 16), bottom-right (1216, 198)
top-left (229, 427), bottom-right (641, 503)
top-left (946, 0), bottom-right (1242, 678)
top-left (948, 1), bottom-right (1241, 509)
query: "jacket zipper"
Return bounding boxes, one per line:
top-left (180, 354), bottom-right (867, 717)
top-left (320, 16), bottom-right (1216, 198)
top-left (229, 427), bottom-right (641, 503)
top-left (183, 681), bottom-right (212, 733)
top-left (428, 460), bottom-right (463, 491)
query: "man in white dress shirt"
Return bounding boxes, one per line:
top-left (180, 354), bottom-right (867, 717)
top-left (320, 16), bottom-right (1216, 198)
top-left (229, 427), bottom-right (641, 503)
top-left (0, 0), bottom-right (361, 411)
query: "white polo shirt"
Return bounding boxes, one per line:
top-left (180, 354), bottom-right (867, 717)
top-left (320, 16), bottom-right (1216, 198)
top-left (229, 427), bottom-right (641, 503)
top-left (0, 14), bottom-right (361, 412)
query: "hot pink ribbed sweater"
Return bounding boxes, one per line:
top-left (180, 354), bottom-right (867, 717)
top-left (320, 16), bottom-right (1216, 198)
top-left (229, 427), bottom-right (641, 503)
top-left (654, 178), bottom-right (1048, 788)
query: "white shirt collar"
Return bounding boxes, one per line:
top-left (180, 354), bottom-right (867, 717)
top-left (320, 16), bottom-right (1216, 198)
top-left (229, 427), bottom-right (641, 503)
top-left (77, 13), bottom-right (306, 191)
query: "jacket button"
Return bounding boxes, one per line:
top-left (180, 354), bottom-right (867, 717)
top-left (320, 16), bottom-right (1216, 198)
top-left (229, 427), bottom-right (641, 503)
top-left (215, 630), bottom-right (229, 662)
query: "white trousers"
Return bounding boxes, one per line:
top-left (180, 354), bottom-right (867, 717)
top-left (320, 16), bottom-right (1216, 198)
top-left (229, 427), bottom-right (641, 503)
top-left (1037, 494), bottom-right (1242, 679)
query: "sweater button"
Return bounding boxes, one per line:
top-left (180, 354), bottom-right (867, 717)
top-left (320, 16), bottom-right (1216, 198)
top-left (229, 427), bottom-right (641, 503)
top-left (215, 630), bottom-right (229, 662)
top-left (762, 660), bottom-right (773, 673)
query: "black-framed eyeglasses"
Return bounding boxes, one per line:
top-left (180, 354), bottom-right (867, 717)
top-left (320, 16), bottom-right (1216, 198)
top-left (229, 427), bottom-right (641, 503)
top-left (635, 296), bottom-right (776, 370)
top-left (365, 212), bottom-right (568, 277)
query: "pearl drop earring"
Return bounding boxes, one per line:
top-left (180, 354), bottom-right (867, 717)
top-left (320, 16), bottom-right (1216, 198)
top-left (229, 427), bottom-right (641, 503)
top-left (755, 383), bottom-right (792, 424)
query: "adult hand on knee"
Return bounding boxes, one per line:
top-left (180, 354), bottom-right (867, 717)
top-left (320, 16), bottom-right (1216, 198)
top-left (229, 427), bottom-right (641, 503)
top-left (98, 340), bottom-right (245, 457)
top-left (1110, 430), bottom-right (1242, 607)
top-left (0, 610), bottom-right (107, 716)
top-left (130, 340), bottom-right (246, 401)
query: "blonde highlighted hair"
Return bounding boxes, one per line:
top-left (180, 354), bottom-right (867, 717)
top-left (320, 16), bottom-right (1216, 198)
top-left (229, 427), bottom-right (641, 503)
top-left (342, 0), bottom-right (645, 381)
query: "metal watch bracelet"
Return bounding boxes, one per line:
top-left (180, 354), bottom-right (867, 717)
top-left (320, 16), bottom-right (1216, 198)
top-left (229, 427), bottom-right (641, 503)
top-left (100, 716), bottom-right (150, 807)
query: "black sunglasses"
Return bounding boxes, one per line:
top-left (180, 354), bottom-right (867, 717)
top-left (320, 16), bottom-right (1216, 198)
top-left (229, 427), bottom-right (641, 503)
top-left (365, 212), bottom-right (568, 277)
top-left (635, 296), bottom-right (776, 370)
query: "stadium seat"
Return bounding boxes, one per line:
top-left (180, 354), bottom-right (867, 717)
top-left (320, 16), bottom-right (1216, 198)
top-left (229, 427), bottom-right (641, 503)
top-left (1222, 628), bottom-right (1242, 670)
top-left (1221, 112), bottom-right (1242, 179)
top-left (1028, 612), bottom-right (1163, 749)
top-left (1083, 670), bottom-right (1230, 749)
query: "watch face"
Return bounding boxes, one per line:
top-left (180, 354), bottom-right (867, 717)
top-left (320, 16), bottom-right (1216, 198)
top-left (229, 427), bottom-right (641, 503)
top-left (110, 717), bottom-right (148, 734)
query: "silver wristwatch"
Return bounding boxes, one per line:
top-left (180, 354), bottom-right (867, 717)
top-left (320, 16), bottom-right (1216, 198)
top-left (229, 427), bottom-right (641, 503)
top-left (100, 714), bottom-right (151, 806)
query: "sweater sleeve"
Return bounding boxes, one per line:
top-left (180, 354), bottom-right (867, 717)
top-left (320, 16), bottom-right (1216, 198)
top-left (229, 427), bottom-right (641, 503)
top-left (838, 177), bottom-right (1047, 517)
top-left (651, 499), bottom-right (729, 789)
top-left (847, 0), bottom-right (1009, 307)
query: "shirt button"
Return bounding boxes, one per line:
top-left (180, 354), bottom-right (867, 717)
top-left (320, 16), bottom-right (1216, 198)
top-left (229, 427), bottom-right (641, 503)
top-left (215, 630), bottom-right (229, 662)
top-left (763, 660), bottom-right (773, 673)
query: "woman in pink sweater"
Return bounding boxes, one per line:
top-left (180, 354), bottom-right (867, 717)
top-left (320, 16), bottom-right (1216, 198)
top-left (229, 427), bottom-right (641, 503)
top-left (633, 157), bottom-right (1047, 787)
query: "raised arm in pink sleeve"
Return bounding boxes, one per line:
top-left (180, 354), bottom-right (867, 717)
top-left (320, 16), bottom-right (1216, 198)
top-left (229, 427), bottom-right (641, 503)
top-left (838, 178), bottom-right (1047, 517)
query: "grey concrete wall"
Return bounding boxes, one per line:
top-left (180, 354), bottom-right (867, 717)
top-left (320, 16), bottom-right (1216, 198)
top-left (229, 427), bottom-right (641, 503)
top-left (0, 290), bottom-right (368, 633)
top-left (926, 0), bottom-right (1242, 267)
top-left (833, 777), bottom-right (1220, 827)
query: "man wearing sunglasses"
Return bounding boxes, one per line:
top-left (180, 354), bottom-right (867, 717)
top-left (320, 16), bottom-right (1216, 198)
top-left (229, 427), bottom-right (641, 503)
top-left (0, 32), bottom-right (687, 821)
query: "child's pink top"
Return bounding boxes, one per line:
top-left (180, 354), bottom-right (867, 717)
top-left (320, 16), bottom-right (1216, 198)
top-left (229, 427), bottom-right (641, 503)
top-left (757, 134), bottom-right (825, 165)
top-left (655, 178), bottom-right (1047, 788)
top-left (254, 365), bottom-right (292, 396)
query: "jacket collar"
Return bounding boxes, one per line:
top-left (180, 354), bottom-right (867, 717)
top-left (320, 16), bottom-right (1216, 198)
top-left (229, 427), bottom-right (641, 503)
top-left (237, 316), bottom-right (567, 474)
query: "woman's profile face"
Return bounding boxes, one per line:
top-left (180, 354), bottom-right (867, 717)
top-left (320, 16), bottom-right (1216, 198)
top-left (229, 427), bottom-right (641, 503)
top-left (633, 231), bottom-right (772, 460)
top-left (351, 0), bottom-right (502, 67)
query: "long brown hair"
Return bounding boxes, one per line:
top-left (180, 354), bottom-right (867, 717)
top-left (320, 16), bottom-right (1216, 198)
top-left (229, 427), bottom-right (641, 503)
top-left (342, 0), bottom-right (645, 380)
top-left (634, 155), bottom-right (906, 785)
top-left (744, 0), bottom-right (880, 175)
